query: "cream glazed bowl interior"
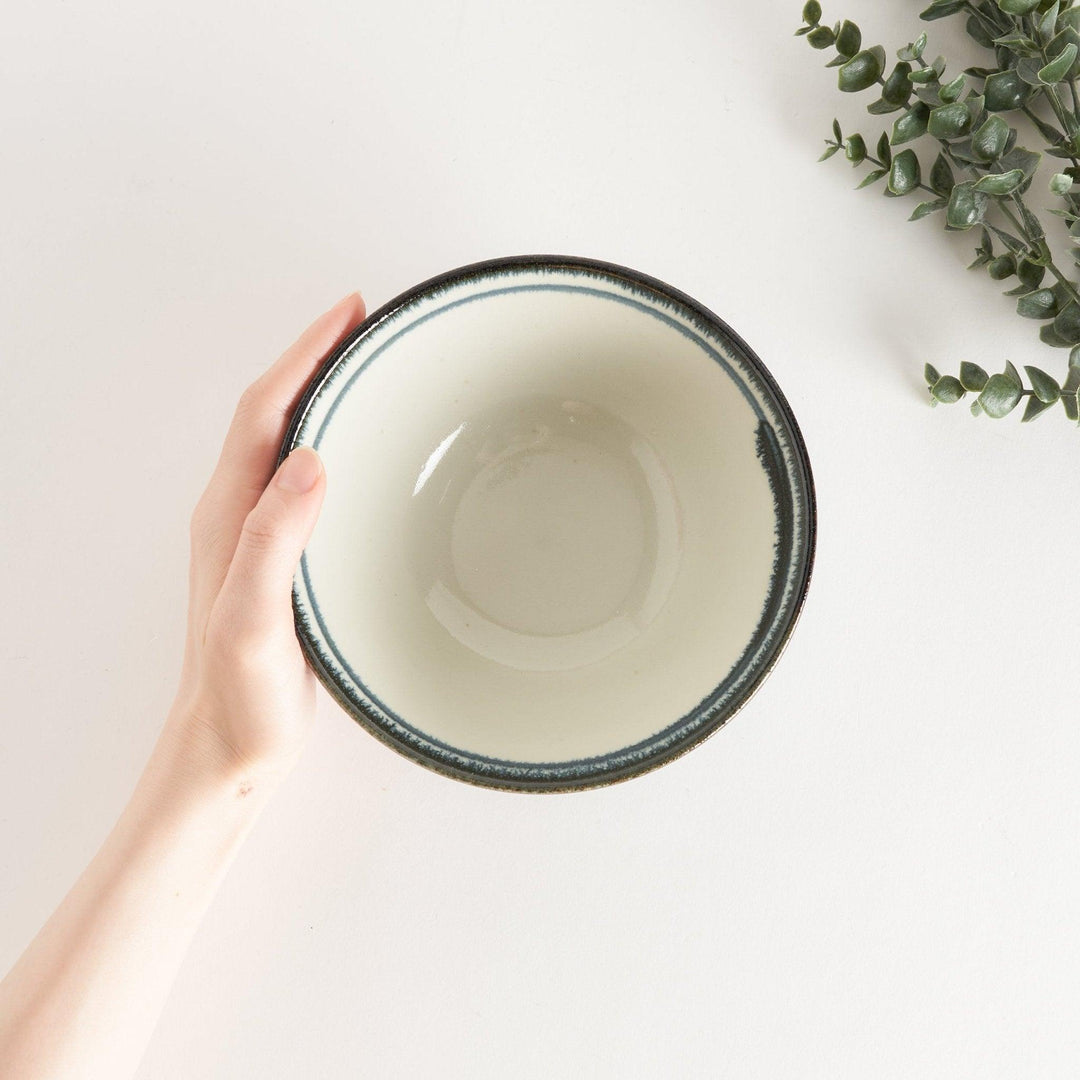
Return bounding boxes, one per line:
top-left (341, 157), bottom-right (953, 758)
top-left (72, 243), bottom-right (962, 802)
top-left (280, 256), bottom-right (816, 792)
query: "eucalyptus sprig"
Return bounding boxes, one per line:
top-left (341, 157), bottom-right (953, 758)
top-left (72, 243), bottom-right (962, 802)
top-left (925, 355), bottom-right (1080, 417)
top-left (797, 0), bottom-right (1080, 423)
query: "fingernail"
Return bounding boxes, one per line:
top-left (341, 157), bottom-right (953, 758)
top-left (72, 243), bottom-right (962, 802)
top-left (332, 291), bottom-right (362, 313)
top-left (277, 447), bottom-right (323, 494)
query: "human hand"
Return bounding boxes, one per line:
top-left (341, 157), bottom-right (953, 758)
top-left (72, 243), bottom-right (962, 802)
top-left (166, 292), bottom-right (367, 783)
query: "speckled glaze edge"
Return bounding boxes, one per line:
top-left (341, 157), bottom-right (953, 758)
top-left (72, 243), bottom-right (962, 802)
top-left (278, 255), bottom-right (817, 793)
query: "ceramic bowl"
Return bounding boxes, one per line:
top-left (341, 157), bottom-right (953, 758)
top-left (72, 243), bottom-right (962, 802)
top-left (280, 256), bottom-right (815, 791)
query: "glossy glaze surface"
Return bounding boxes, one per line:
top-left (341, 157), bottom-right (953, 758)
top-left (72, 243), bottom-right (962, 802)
top-left (282, 257), bottom-right (815, 789)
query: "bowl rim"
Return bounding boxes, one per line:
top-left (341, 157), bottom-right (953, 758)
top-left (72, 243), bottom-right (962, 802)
top-left (279, 254), bottom-right (817, 793)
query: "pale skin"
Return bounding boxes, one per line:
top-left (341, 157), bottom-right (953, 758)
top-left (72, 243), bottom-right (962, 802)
top-left (0, 292), bottom-right (368, 1079)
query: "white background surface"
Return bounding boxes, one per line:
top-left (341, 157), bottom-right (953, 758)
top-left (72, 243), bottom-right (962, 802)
top-left (3, 1), bottom-right (1080, 1076)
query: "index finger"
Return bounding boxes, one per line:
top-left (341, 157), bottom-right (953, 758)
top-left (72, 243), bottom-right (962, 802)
top-left (189, 291), bottom-right (366, 624)
top-left (218, 291), bottom-right (367, 498)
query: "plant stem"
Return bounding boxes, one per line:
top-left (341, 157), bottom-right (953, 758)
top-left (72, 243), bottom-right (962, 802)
top-left (1034, 241), bottom-right (1080, 305)
top-left (927, 135), bottom-right (1080, 306)
top-left (995, 194), bottom-right (1080, 306)
top-left (829, 24), bottom-right (1080, 309)
top-left (1018, 104), bottom-right (1080, 213)
top-left (1067, 77), bottom-right (1080, 123)
top-left (1042, 83), bottom-right (1079, 140)
top-left (1027, 14), bottom-right (1080, 147)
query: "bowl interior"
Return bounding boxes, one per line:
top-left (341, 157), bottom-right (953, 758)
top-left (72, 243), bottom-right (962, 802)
top-left (285, 258), bottom-right (814, 789)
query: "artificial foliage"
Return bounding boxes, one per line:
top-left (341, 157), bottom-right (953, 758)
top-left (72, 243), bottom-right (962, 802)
top-left (798, 0), bottom-right (1080, 421)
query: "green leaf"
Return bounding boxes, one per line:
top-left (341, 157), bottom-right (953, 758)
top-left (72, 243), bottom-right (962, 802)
top-left (877, 131), bottom-right (892, 167)
top-left (983, 69), bottom-right (1032, 111)
top-left (970, 115), bottom-right (1011, 161)
top-left (1050, 172), bottom-right (1073, 195)
top-left (867, 97), bottom-right (903, 114)
top-left (921, 0), bottom-right (965, 18)
top-left (970, 399), bottom-right (984, 416)
top-left (966, 14), bottom-right (996, 49)
top-left (924, 362), bottom-right (942, 385)
top-left (992, 33), bottom-right (1040, 53)
top-left (1016, 288), bottom-right (1059, 318)
top-left (898, 33), bottom-right (929, 61)
top-left (996, 0), bottom-right (1041, 13)
top-left (836, 19), bottom-right (862, 57)
top-left (986, 224), bottom-right (1026, 254)
top-left (988, 254), bottom-right (1017, 279)
top-left (959, 361), bottom-right (989, 391)
top-left (1069, 344), bottom-right (1080, 368)
top-left (1063, 391), bottom-right (1080, 421)
top-left (1065, 367), bottom-right (1080, 393)
top-left (819, 143), bottom-right (841, 161)
top-left (929, 152), bottom-right (955, 195)
top-left (910, 197), bottom-right (947, 219)
top-left (1025, 365), bottom-right (1062, 402)
top-left (833, 118), bottom-right (843, 142)
top-left (892, 102), bottom-right (931, 144)
top-left (802, 0), bottom-right (822, 24)
top-left (978, 374), bottom-right (1022, 417)
top-left (1000, 146), bottom-right (1042, 179)
top-left (882, 62), bottom-right (914, 105)
top-left (889, 148), bottom-right (921, 195)
top-left (1039, 43), bottom-right (1078, 83)
top-left (909, 67), bottom-right (939, 84)
top-left (1053, 301), bottom-right (1080, 343)
top-left (928, 101), bottom-right (973, 139)
top-left (1017, 258), bottom-right (1046, 290)
top-left (1038, 1), bottom-right (1061, 40)
top-left (1022, 395), bottom-right (1055, 421)
top-left (972, 168), bottom-right (1026, 194)
top-left (1029, 112), bottom-right (1067, 145)
top-left (838, 46), bottom-right (886, 92)
top-left (808, 24), bottom-right (836, 48)
top-left (1046, 28), bottom-right (1080, 79)
top-left (845, 133), bottom-right (867, 164)
top-left (947, 181), bottom-right (989, 229)
top-left (948, 140), bottom-right (981, 165)
top-left (1017, 57), bottom-right (1046, 85)
top-left (1004, 360), bottom-right (1023, 389)
top-left (932, 375), bottom-right (966, 402)
top-left (1016, 197), bottom-right (1045, 239)
top-left (939, 73), bottom-right (967, 103)
top-left (1041, 323), bottom-right (1075, 347)
top-left (967, 226), bottom-right (994, 269)
top-left (856, 167), bottom-right (888, 188)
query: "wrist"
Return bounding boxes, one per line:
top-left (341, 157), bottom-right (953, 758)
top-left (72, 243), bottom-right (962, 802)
top-left (151, 703), bottom-right (294, 807)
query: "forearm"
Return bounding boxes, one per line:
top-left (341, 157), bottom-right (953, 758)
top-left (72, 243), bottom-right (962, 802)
top-left (0, 711), bottom-right (283, 1080)
top-left (0, 295), bottom-right (359, 1079)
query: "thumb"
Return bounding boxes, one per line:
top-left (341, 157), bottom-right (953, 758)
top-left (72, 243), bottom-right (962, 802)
top-left (215, 447), bottom-right (326, 639)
